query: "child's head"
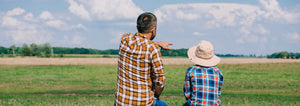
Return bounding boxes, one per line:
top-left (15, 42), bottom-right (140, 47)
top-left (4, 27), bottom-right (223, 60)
top-left (188, 40), bottom-right (220, 67)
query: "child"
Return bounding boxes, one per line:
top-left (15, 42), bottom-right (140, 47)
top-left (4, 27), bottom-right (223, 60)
top-left (183, 40), bottom-right (223, 106)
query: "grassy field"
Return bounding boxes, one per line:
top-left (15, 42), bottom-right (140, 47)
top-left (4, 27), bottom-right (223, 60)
top-left (0, 63), bottom-right (299, 106)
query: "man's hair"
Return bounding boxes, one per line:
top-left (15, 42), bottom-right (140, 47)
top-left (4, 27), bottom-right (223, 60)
top-left (137, 12), bottom-right (157, 33)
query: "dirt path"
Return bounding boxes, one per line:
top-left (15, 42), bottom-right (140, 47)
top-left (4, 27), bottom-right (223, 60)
top-left (0, 57), bottom-right (299, 65)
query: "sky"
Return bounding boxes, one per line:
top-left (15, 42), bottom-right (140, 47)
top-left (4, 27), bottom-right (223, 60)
top-left (0, 0), bottom-right (300, 55)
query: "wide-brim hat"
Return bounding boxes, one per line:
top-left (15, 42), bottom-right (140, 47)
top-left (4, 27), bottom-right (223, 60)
top-left (188, 40), bottom-right (220, 67)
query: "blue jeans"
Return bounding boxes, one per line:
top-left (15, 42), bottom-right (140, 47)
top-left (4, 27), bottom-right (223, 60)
top-left (183, 102), bottom-right (189, 106)
top-left (151, 99), bottom-right (168, 106)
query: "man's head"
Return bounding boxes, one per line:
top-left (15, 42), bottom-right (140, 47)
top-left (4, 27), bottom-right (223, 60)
top-left (137, 12), bottom-right (157, 40)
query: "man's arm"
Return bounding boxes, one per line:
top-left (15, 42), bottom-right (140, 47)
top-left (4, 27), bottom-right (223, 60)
top-left (155, 41), bottom-right (173, 50)
top-left (151, 44), bottom-right (166, 99)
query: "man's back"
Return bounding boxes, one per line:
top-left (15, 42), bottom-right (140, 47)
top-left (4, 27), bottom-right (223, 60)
top-left (115, 33), bottom-right (166, 106)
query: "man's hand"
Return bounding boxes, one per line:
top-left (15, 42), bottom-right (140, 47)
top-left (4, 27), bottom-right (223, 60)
top-left (154, 82), bottom-right (164, 99)
top-left (156, 41), bottom-right (173, 50)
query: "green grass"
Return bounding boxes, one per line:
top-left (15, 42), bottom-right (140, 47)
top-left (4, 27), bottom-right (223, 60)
top-left (0, 63), bottom-right (299, 106)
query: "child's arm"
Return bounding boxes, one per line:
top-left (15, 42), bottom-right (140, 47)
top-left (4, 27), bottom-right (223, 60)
top-left (183, 67), bottom-right (192, 100)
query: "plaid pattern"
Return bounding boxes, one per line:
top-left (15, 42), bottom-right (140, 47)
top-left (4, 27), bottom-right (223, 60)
top-left (184, 65), bottom-right (223, 106)
top-left (115, 33), bottom-right (166, 106)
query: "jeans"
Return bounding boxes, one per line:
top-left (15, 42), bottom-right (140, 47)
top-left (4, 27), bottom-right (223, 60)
top-left (182, 102), bottom-right (189, 106)
top-left (151, 99), bottom-right (168, 106)
top-left (114, 99), bottom-right (168, 106)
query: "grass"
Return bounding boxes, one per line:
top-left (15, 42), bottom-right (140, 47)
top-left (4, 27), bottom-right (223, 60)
top-left (0, 62), bottom-right (299, 106)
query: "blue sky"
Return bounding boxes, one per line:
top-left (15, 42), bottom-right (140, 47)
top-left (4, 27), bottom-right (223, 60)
top-left (0, 0), bottom-right (299, 55)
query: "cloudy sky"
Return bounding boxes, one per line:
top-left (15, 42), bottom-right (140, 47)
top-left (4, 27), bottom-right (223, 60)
top-left (1, 0), bottom-right (299, 55)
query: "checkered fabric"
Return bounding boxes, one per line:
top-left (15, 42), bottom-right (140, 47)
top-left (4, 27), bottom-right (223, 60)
top-left (115, 33), bottom-right (166, 106)
top-left (184, 65), bottom-right (223, 106)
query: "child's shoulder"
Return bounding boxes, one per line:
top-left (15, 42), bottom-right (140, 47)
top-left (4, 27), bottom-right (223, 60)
top-left (186, 65), bottom-right (203, 72)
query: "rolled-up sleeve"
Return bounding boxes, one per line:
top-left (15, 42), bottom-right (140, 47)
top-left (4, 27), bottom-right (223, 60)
top-left (184, 67), bottom-right (192, 100)
top-left (218, 70), bottom-right (223, 98)
top-left (150, 44), bottom-right (166, 88)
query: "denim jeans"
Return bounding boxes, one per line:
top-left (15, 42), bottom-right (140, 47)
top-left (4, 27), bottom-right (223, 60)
top-left (182, 102), bottom-right (189, 106)
top-left (151, 99), bottom-right (168, 106)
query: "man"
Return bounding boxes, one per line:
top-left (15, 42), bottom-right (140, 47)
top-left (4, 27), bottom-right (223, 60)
top-left (183, 40), bottom-right (223, 106)
top-left (115, 12), bottom-right (172, 106)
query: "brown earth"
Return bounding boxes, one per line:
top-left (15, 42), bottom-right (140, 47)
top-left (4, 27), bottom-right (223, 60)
top-left (0, 57), bottom-right (299, 65)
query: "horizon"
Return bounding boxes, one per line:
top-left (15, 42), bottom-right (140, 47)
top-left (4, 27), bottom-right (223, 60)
top-left (1, 0), bottom-right (300, 55)
top-left (1, 43), bottom-right (298, 56)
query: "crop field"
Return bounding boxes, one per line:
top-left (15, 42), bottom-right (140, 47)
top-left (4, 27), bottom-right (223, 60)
top-left (0, 58), bottom-right (299, 106)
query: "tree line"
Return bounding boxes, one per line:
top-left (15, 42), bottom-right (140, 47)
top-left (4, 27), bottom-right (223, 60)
top-left (0, 43), bottom-right (299, 58)
top-left (267, 51), bottom-right (300, 59)
top-left (0, 43), bottom-right (53, 57)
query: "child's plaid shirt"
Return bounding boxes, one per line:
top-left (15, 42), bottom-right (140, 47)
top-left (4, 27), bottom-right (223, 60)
top-left (184, 65), bottom-right (223, 106)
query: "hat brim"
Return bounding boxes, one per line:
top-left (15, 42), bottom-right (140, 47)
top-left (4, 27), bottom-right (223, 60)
top-left (188, 46), bottom-right (221, 67)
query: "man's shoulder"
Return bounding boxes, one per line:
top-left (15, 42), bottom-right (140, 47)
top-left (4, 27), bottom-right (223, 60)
top-left (121, 33), bottom-right (133, 39)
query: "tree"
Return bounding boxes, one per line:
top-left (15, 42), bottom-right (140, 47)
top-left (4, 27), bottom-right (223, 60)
top-left (41, 43), bottom-right (53, 57)
top-left (30, 43), bottom-right (39, 56)
top-left (277, 51), bottom-right (290, 58)
top-left (0, 46), bottom-right (9, 54)
top-left (21, 43), bottom-right (32, 56)
top-left (9, 44), bottom-right (16, 56)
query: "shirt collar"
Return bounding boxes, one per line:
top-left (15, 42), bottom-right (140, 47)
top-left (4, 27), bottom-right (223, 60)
top-left (135, 33), bottom-right (147, 38)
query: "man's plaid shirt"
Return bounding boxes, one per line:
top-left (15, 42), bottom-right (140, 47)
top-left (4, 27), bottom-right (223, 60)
top-left (115, 33), bottom-right (166, 106)
top-left (184, 65), bottom-right (223, 106)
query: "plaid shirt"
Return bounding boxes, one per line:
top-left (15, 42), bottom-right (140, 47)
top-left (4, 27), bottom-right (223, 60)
top-left (115, 33), bottom-right (166, 106)
top-left (184, 65), bottom-right (223, 106)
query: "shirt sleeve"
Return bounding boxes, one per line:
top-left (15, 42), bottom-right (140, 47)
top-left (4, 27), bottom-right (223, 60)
top-left (184, 67), bottom-right (193, 100)
top-left (218, 69), bottom-right (223, 98)
top-left (150, 44), bottom-right (166, 88)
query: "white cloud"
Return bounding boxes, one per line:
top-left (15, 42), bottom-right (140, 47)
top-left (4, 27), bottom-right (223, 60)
top-left (192, 32), bottom-right (206, 36)
top-left (72, 24), bottom-right (87, 31)
top-left (24, 13), bottom-right (34, 21)
top-left (286, 32), bottom-right (300, 41)
top-left (154, 0), bottom-right (299, 44)
top-left (112, 22), bottom-right (136, 26)
top-left (67, 0), bottom-right (143, 20)
top-left (176, 10), bottom-right (199, 20)
top-left (68, 0), bottom-right (91, 20)
top-left (259, 0), bottom-right (299, 23)
top-left (236, 38), bottom-right (245, 44)
top-left (154, 3), bottom-right (261, 27)
top-left (0, 7), bottom-right (89, 47)
top-left (239, 27), bottom-right (251, 35)
top-left (237, 25), bottom-right (269, 43)
top-left (6, 29), bottom-right (53, 44)
top-left (109, 30), bottom-right (124, 43)
top-left (236, 34), bottom-right (268, 44)
top-left (63, 35), bottom-right (87, 45)
top-left (6, 8), bottom-right (25, 16)
top-left (247, 35), bottom-right (259, 43)
top-left (155, 0), bottom-right (299, 26)
top-left (255, 24), bottom-right (269, 34)
top-left (39, 11), bottom-right (54, 20)
top-left (0, 14), bottom-right (52, 44)
top-left (45, 20), bottom-right (65, 28)
top-left (1, 16), bottom-right (20, 27)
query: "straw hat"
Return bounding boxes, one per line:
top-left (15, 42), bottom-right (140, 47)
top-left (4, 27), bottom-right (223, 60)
top-left (188, 40), bottom-right (220, 67)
